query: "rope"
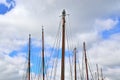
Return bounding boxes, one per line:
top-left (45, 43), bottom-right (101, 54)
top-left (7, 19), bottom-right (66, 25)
top-left (45, 18), bottom-right (62, 80)
top-left (78, 56), bottom-right (83, 80)
top-left (86, 47), bottom-right (95, 80)
top-left (82, 47), bottom-right (85, 80)
top-left (66, 26), bottom-right (73, 80)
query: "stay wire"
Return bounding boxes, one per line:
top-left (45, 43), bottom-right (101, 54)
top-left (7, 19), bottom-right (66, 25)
top-left (83, 44), bottom-right (94, 80)
top-left (78, 56), bottom-right (83, 80)
top-left (66, 15), bottom-right (75, 80)
top-left (87, 54), bottom-right (95, 80)
top-left (82, 47), bottom-right (85, 80)
top-left (52, 23), bottom-right (61, 80)
top-left (46, 19), bottom-right (62, 80)
top-left (88, 63), bottom-right (94, 80)
top-left (37, 41), bottom-right (42, 80)
top-left (44, 26), bottom-right (58, 80)
top-left (21, 56), bottom-right (28, 80)
top-left (85, 45), bottom-right (95, 80)
top-left (49, 29), bottom-right (61, 80)
top-left (53, 34), bottom-right (61, 80)
top-left (66, 28), bottom-right (73, 80)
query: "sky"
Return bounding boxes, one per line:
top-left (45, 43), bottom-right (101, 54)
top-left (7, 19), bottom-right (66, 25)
top-left (0, 0), bottom-right (120, 80)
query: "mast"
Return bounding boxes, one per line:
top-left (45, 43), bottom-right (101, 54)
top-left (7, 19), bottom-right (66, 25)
top-left (96, 64), bottom-right (99, 80)
top-left (74, 48), bottom-right (77, 80)
top-left (83, 42), bottom-right (89, 80)
top-left (28, 34), bottom-right (31, 80)
top-left (61, 9), bottom-right (66, 80)
top-left (42, 26), bottom-right (45, 80)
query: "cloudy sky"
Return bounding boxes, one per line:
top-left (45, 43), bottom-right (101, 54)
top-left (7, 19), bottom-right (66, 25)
top-left (0, 0), bottom-right (120, 80)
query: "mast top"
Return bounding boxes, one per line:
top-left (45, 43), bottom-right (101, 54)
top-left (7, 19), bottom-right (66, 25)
top-left (62, 9), bottom-right (66, 17)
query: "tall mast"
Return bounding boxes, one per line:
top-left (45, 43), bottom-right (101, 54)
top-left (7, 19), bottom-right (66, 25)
top-left (74, 48), bottom-right (77, 80)
top-left (42, 26), bottom-right (45, 80)
top-left (96, 64), bottom-right (99, 80)
top-left (83, 42), bottom-right (89, 80)
top-left (61, 9), bottom-right (66, 80)
top-left (28, 34), bottom-right (31, 80)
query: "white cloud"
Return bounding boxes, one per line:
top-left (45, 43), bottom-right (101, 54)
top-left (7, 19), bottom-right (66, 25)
top-left (95, 18), bottom-right (118, 31)
top-left (0, 53), bottom-right (27, 80)
top-left (85, 34), bottom-right (120, 80)
top-left (104, 67), bottom-right (120, 80)
top-left (0, 0), bottom-right (120, 80)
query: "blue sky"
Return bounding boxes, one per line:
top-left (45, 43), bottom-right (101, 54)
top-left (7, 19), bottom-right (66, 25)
top-left (0, 0), bottom-right (15, 15)
top-left (0, 0), bottom-right (120, 80)
top-left (101, 20), bottom-right (120, 39)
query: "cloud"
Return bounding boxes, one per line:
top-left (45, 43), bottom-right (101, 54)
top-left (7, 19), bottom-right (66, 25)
top-left (85, 33), bottom-right (120, 80)
top-left (0, 52), bottom-right (26, 80)
top-left (0, 0), bottom-right (120, 80)
top-left (95, 18), bottom-right (119, 31)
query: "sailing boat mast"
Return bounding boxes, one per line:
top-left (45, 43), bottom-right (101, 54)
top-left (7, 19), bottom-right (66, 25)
top-left (74, 48), bottom-right (77, 80)
top-left (28, 34), bottom-right (31, 80)
top-left (83, 42), bottom-right (89, 80)
top-left (61, 9), bottom-right (66, 80)
top-left (42, 26), bottom-right (45, 80)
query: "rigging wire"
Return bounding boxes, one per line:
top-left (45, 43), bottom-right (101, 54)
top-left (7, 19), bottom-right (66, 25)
top-left (88, 63), bottom-right (95, 80)
top-left (87, 48), bottom-right (95, 80)
top-left (67, 15), bottom-right (77, 80)
top-left (48, 24), bottom-right (61, 80)
top-left (48, 14), bottom-right (75, 80)
top-left (66, 24), bottom-right (73, 80)
top-left (21, 57), bottom-right (28, 80)
top-left (78, 55), bottom-right (83, 80)
top-left (82, 43), bottom-right (95, 80)
top-left (88, 57), bottom-right (96, 80)
top-left (82, 45), bottom-right (85, 80)
top-left (53, 37), bottom-right (61, 80)
top-left (52, 20), bottom-right (61, 80)
top-left (37, 40), bottom-right (42, 80)
top-left (22, 37), bottom-right (32, 80)
top-left (66, 14), bottom-right (79, 80)
top-left (45, 18), bottom-right (62, 80)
